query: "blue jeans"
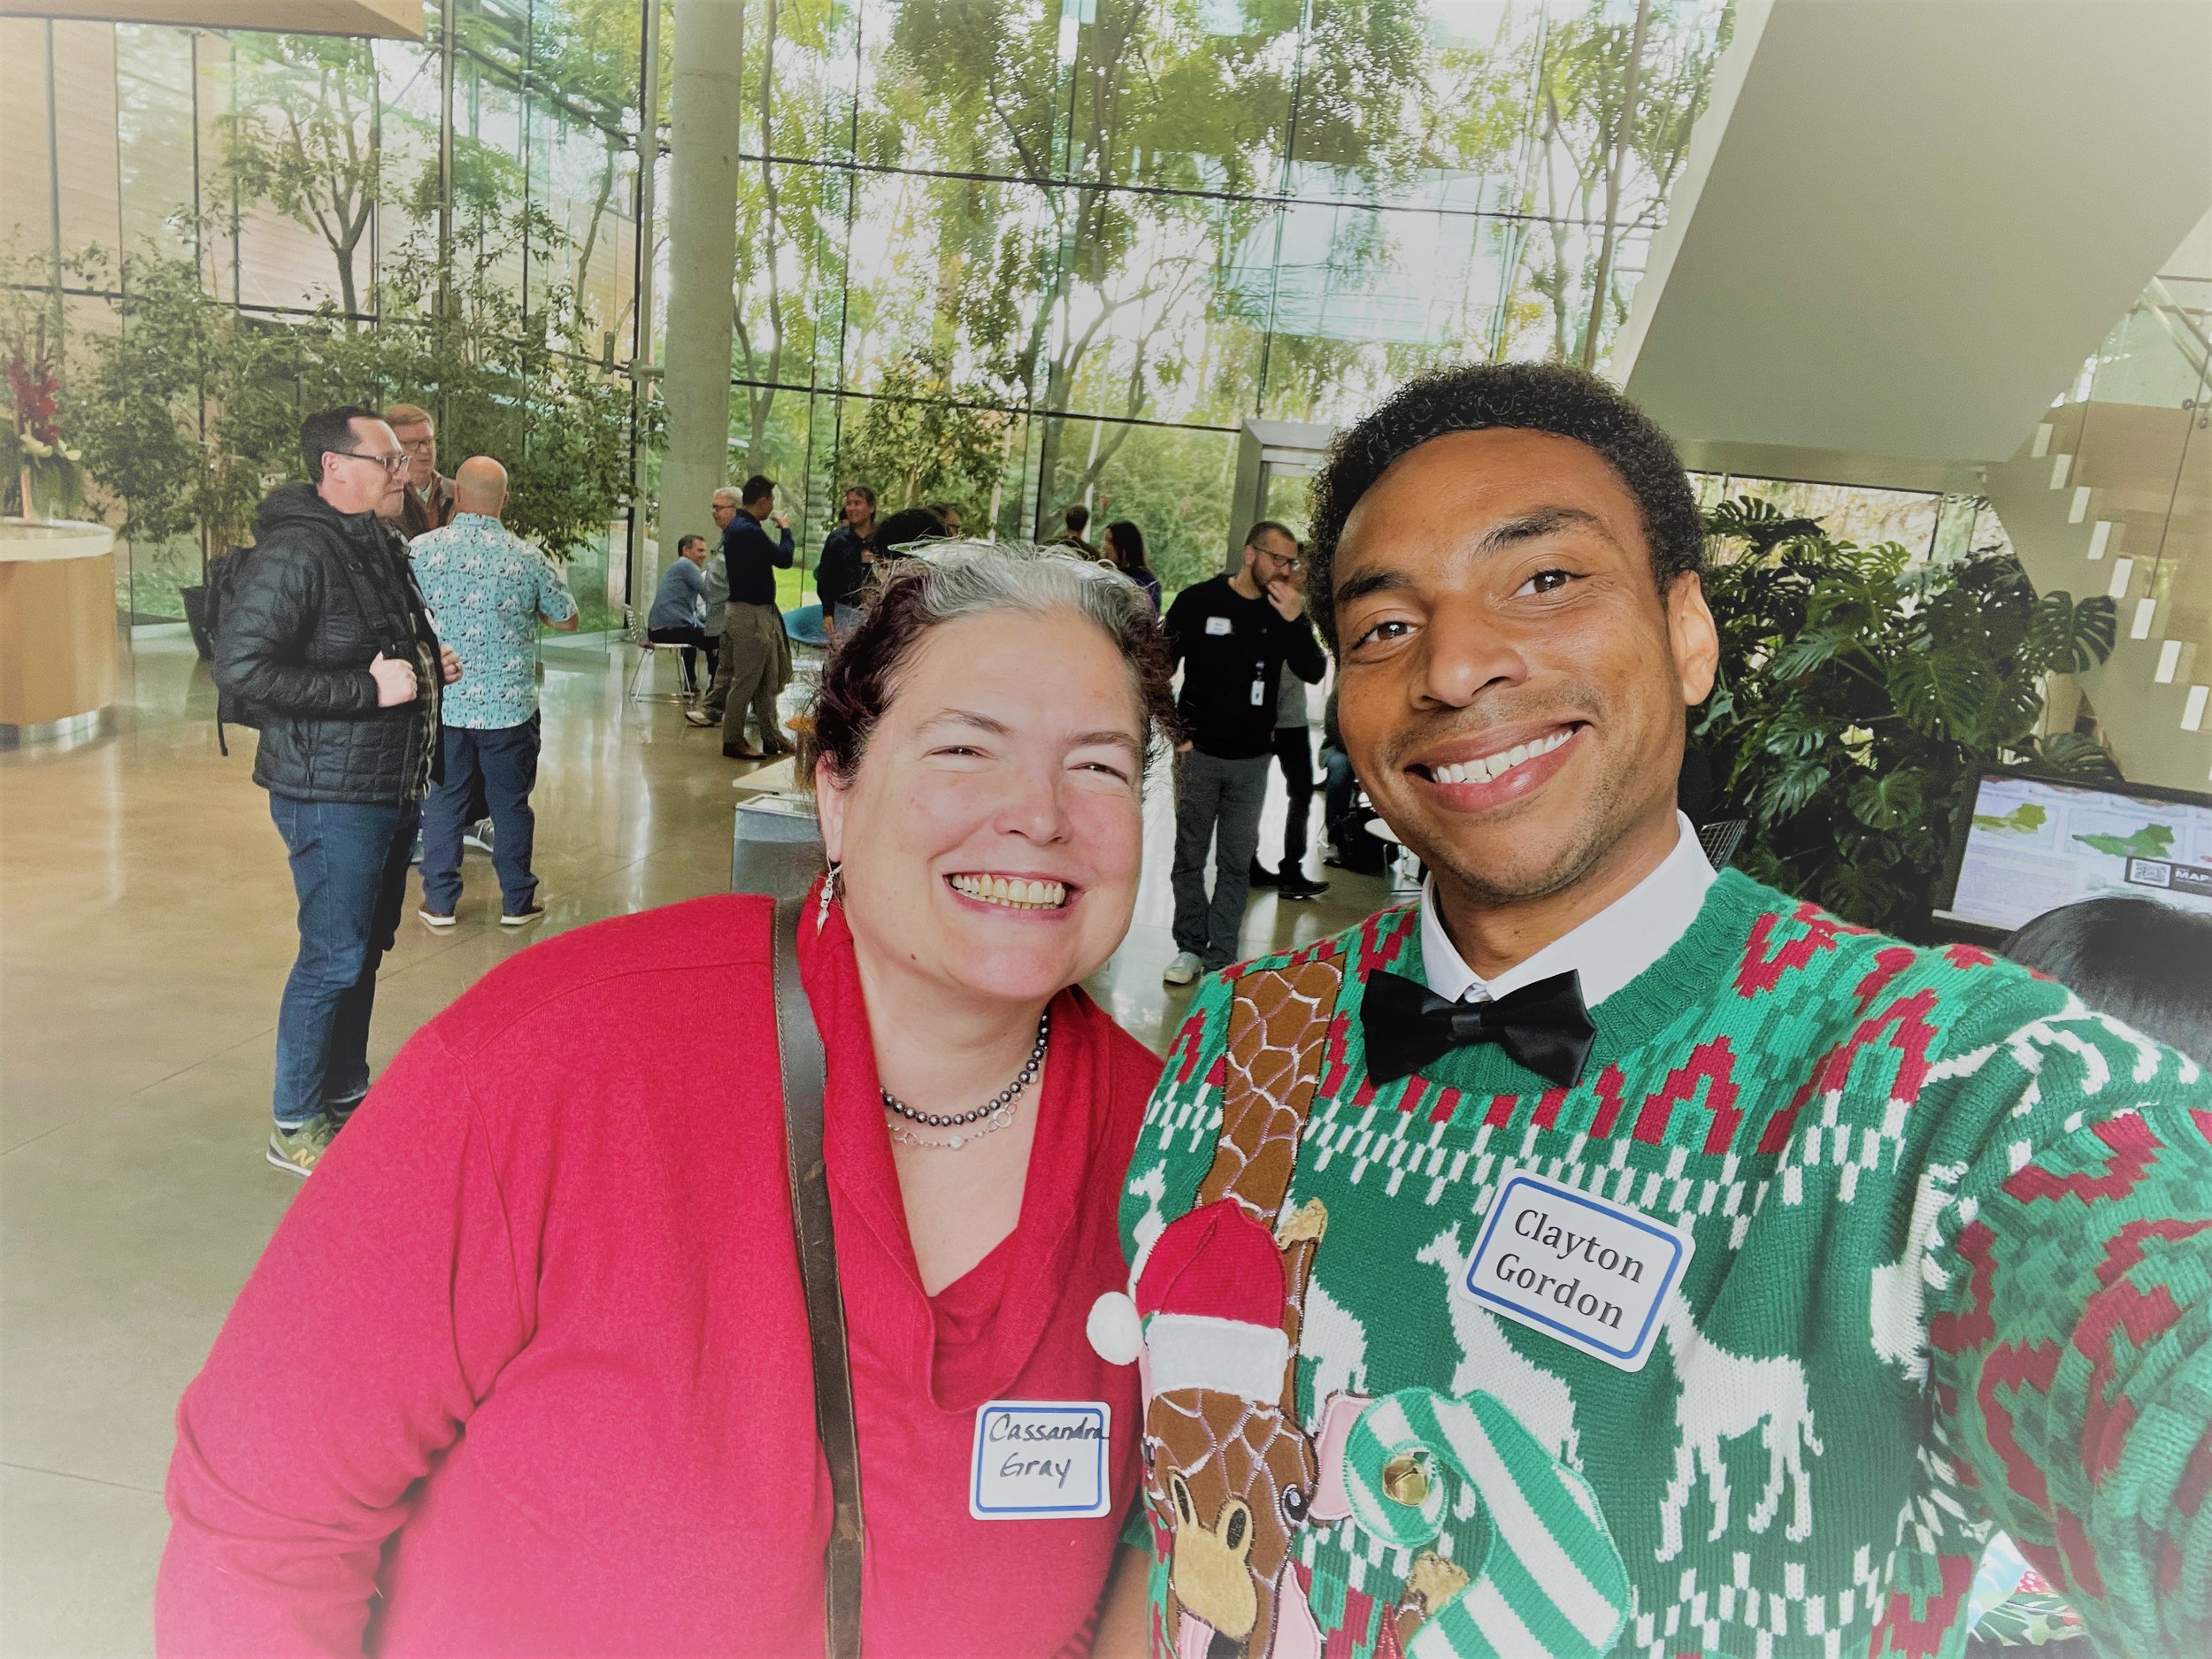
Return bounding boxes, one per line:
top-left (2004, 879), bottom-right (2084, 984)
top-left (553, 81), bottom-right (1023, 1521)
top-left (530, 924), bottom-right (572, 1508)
top-left (1322, 745), bottom-right (1356, 839)
top-left (420, 719), bottom-right (541, 914)
top-left (268, 794), bottom-right (420, 1128)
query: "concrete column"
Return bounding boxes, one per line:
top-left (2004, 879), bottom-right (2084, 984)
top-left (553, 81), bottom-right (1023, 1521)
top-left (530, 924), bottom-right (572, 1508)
top-left (648, 0), bottom-right (743, 605)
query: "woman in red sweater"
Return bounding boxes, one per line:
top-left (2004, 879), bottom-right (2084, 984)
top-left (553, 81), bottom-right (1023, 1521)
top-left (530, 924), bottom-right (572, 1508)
top-left (158, 549), bottom-right (1179, 1656)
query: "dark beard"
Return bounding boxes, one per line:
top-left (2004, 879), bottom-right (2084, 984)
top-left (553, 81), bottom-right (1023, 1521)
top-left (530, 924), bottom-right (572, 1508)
top-left (1398, 774), bottom-right (1628, 916)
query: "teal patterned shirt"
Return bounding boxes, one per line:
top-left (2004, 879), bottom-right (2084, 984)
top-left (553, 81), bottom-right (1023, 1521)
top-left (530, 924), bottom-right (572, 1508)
top-left (408, 514), bottom-right (577, 730)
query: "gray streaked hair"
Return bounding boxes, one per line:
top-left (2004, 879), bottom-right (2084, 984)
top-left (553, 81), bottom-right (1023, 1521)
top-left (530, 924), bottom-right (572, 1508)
top-left (802, 541), bottom-right (1179, 787)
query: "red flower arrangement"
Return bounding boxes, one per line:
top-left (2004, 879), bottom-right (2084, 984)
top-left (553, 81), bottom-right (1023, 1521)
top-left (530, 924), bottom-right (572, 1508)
top-left (9, 347), bottom-right (61, 445)
top-left (6, 332), bottom-right (84, 519)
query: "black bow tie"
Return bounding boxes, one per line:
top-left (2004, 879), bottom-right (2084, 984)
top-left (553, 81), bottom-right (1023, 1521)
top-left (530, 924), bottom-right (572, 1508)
top-left (1360, 968), bottom-right (1595, 1088)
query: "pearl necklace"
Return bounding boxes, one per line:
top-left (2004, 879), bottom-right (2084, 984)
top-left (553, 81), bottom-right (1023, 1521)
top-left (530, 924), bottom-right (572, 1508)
top-left (881, 1010), bottom-right (1049, 1150)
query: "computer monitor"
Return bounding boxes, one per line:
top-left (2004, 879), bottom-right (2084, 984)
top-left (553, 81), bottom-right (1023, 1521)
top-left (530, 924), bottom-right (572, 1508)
top-left (1935, 768), bottom-right (2212, 937)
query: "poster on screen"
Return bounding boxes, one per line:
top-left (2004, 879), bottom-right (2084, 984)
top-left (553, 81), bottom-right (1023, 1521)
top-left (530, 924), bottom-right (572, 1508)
top-left (1940, 772), bottom-right (2212, 934)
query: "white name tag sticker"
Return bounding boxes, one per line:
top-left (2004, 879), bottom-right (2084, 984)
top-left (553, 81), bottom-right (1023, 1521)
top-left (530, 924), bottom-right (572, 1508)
top-left (1204, 615), bottom-right (1233, 635)
top-left (969, 1400), bottom-right (1113, 1520)
top-left (1461, 1168), bottom-right (1694, 1372)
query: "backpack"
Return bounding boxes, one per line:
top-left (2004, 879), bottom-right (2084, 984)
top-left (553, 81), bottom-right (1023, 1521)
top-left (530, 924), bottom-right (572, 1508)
top-left (204, 544), bottom-right (261, 754)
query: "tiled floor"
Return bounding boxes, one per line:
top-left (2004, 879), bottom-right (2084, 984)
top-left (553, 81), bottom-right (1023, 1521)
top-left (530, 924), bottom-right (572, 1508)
top-left (0, 626), bottom-right (1391, 1656)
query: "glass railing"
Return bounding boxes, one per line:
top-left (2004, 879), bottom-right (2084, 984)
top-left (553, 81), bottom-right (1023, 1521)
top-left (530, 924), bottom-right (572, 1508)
top-left (2057, 263), bottom-right (2211, 682)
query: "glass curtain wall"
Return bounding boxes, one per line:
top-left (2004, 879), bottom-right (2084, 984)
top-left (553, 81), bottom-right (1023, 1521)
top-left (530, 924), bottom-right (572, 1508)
top-left (4, 0), bottom-right (1731, 615)
top-left (2, 4), bottom-right (645, 626)
top-left (726, 0), bottom-right (1734, 591)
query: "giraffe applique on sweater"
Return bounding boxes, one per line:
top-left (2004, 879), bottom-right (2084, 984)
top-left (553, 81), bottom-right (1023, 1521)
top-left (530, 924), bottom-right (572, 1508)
top-left (1113, 871), bottom-right (2212, 1659)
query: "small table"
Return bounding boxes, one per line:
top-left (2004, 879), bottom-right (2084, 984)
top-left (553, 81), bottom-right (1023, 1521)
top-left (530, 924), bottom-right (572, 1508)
top-left (0, 518), bottom-right (117, 745)
top-left (731, 788), bottom-right (823, 899)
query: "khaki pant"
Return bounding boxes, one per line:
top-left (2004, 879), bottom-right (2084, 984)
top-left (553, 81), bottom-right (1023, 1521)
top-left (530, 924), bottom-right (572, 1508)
top-left (708, 603), bottom-right (790, 751)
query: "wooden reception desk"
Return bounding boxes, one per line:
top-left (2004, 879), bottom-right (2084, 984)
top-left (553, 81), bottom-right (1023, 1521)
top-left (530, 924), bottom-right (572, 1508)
top-left (0, 519), bottom-right (118, 741)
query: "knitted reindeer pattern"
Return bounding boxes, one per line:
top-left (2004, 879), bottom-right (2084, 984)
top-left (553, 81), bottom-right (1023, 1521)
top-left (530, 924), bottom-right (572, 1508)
top-left (1119, 871), bottom-right (2212, 1659)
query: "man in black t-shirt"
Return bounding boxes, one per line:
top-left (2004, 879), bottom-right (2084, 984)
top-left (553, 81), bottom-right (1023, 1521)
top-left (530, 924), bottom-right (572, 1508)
top-left (1160, 521), bottom-right (1326, 985)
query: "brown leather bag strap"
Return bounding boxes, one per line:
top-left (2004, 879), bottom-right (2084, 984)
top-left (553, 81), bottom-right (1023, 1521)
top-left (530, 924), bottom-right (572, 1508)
top-left (771, 897), bottom-right (864, 1659)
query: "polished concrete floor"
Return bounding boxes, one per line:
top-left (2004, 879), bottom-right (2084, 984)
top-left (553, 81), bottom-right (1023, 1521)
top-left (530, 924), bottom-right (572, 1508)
top-left (0, 626), bottom-right (1390, 1657)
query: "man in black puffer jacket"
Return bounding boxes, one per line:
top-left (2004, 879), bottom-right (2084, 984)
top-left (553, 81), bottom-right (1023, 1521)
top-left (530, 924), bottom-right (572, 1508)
top-left (213, 405), bottom-right (462, 1176)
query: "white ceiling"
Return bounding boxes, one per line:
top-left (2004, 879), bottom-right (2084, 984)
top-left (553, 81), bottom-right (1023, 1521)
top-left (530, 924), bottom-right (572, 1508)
top-left (0, 1), bottom-right (422, 40)
top-left (1614, 0), bottom-right (2212, 489)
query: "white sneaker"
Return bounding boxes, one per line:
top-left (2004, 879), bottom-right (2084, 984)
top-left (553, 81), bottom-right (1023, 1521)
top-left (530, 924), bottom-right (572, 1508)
top-left (1163, 951), bottom-right (1204, 987)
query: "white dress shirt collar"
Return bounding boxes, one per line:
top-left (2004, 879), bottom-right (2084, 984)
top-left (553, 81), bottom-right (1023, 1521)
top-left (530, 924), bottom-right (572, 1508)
top-left (1419, 812), bottom-right (1716, 1010)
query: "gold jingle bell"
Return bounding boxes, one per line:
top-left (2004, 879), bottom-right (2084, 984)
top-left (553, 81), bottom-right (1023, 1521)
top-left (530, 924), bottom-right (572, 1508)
top-left (1381, 1452), bottom-right (1429, 1506)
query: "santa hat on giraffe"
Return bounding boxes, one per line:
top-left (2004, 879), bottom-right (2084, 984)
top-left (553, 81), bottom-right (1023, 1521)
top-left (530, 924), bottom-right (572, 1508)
top-left (1087, 1199), bottom-right (1291, 1402)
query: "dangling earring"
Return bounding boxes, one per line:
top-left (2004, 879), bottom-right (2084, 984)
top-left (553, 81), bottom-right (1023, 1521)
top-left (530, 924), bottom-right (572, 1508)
top-left (817, 860), bottom-right (841, 933)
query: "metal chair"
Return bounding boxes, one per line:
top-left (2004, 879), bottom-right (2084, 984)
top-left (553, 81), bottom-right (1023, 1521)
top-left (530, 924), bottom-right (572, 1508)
top-left (1696, 817), bottom-right (1751, 871)
top-left (624, 610), bottom-right (697, 704)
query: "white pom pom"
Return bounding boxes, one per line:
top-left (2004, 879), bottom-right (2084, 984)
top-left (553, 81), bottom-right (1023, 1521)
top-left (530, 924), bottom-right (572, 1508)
top-left (1087, 1291), bottom-right (1142, 1366)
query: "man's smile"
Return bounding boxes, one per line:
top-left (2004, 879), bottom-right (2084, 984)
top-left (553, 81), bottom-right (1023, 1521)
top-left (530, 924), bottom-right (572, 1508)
top-left (1405, 720), bottom-right (1586, 806)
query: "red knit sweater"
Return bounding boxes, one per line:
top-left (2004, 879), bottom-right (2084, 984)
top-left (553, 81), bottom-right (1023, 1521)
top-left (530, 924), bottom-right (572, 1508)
top-left (157, 895), bottom-right (1159, 1656)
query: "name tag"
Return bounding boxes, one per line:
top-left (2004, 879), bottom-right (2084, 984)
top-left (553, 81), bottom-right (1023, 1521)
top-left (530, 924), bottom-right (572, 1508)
top-left (1205, 615), bottom-right (1233, 635)
top-left (1460, 1168), bottom-right (1693, 1372)
top-left (969, 1400), bottom-right (1113, 1520)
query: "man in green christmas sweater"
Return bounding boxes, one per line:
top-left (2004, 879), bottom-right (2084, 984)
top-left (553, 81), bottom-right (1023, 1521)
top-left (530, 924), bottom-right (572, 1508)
top-left (1088, 364), bottom-right (2210, 1659)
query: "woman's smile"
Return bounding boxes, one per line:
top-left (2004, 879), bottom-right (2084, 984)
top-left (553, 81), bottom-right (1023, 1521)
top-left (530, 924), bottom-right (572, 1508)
top-left (947, 872), bottom-right (1075, 912)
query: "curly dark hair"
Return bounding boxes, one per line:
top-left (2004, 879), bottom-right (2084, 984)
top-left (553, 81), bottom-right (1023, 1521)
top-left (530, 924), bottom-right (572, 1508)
top-left (801, 547), bottom-right (1179, 789)
top-left (1304, 362), bottom-right (1704, 649)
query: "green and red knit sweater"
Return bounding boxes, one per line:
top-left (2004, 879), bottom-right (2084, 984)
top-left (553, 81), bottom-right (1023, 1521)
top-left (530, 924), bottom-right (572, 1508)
top-left (1118, 870), bottom-right (2212, 1658)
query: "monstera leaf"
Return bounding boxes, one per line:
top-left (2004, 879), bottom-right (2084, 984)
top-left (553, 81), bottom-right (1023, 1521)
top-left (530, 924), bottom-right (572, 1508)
top-left (2021, 591), bottom-right (2117, 675)
top-left (1848, 772), bottom-right (1924, 831)
top-left (1701, 495), bottom-right (2111, 935)
top-left (1985, 676), bottom-right (2047, 749)
top-left (1820, 863), bottom-right (1910, 926)
top-left (1753, 758), bottom-right (1830, 823)
top-left (1764, 625), bottom-right (1848, 681)
top-left (2026, 731), bottom-right (2122, 780)
top-left (1762, 702), bottom-right (1832, 757)
top-left (1889, 645), bottom-right (1993, 740)
top-left (1707, 495), bottom-right (1823, 555)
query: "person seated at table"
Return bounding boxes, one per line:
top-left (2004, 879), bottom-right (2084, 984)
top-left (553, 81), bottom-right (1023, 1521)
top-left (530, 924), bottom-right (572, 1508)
top-left (644, 533), bottom-right (715, 694)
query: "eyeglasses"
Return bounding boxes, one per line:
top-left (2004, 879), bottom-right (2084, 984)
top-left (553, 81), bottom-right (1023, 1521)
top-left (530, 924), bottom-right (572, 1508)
top-left (332, 449), bottom-right (410, 475)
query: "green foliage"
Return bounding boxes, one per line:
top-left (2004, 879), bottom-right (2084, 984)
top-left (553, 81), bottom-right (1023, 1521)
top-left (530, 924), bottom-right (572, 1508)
top-left (1694, 495), bottom-right (2119, 936)
top-left (28, 0), bottom-right (1740, 593)
top-left (834, 351), bottom-right (1009, 512)
top-left (1511, 0), bottom-right (1730, 367)
top-left (2026, 730), bottom-right (2123, 780)
top-left (1079, 422), bottom-right (1237, 596)
top-left (215, 35), bottom-right (383, 319)
top-left (1, 283), bottom-right (86, 518)
top-left (53, 242), bottom-right (304, 549)
top-left (50, 157), bottom-right (631, 566)
top-left (342, 169), bottom-right (634, 559)
top-left (864, 0), bottom-right (1451, 528)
